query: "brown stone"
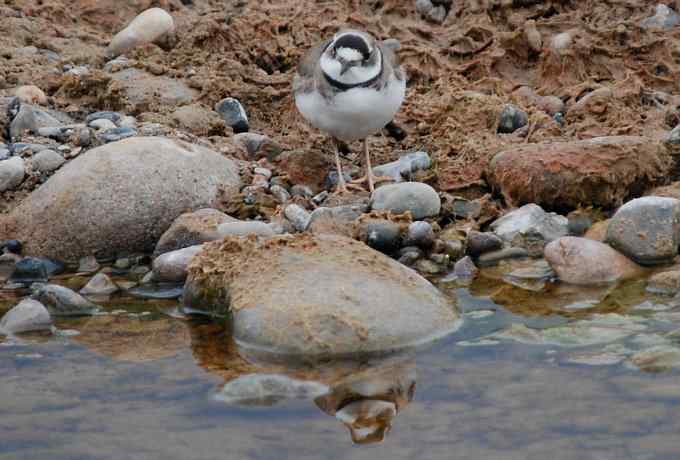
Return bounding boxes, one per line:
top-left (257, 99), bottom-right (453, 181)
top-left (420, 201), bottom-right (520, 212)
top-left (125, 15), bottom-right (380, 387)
top-left (487, 136), bottom-right (672, 210)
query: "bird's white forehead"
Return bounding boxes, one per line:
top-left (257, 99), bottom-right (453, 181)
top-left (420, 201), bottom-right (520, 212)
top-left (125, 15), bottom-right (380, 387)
top-left (336, 47), bottom-right (363, 62)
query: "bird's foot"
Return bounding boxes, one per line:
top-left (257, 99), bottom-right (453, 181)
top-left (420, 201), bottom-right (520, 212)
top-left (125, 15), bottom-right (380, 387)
top-left (350, 175), bottom-right (392, 190)
top-left (333, 183), bottom-right (364, 195)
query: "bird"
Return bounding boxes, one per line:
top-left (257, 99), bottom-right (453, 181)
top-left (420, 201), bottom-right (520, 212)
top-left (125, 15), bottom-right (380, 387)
top-left (293, 29), bottom-right (406, 193)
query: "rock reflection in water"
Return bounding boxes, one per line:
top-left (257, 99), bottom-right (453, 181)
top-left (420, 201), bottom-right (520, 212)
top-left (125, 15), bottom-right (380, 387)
top-left (192, 320), bottom-right (417, 445)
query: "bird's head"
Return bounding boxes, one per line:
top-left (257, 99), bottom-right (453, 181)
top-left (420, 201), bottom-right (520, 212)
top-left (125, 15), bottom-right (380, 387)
top-left (321, 30), bottom-right (382, 85)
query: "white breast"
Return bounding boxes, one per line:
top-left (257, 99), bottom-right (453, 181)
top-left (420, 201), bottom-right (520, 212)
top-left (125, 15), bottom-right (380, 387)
top-left (295, 75), bottom-right (406, 142)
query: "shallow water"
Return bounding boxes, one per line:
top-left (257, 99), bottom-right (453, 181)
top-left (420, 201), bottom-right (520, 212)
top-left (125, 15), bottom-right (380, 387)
top-left (2, 274), bottom-right (680, 460)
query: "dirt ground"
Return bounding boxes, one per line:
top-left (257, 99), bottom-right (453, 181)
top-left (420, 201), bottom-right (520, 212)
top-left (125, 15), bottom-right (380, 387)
top-left (2, 0), bottom-right (680, 209)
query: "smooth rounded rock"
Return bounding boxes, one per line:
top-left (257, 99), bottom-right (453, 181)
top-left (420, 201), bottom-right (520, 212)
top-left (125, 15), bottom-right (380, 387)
top-left (606, 196), bottom-right (680, 265)
top-left (284, 204), bottom-right (311, 232)
top-left (403, 221), bottom-right (435, 249)
top-left (154, 208), bottom-right (237, 256)
top-left (80, 273), bottom-right (119, 296)
top-left (215, 97), bottom-right (249, 133)
top-left (185, 234), bottom-right (461, 357)
top-left (498, 104), bottom-right (528, 134)
top-left (0, 156), bottom-right (25, 191)
top-left (0, 137), bottom-right (240, 261)
top-left (544, 237), bottom-right (645, 285)
top-left (371, 182), bottom-right (441, 219)
top-left (490, 204), bottom-right (568, 250)
top-left (152, 244), bottom-right (204, 283)
top-left (0, 299), bottom-right (51, 335)
top-left (31, 150), bottom-right (64, 174)
top-left (9, 257), bottom-right (49, 283)
top-left (107, 8), bottom-right (175, 58)
top-left (363, 219), bottom-right (402, 253)
top-left (466, 231), bottom-right (503, 258)
top-left (31, 283), bottom-right (100, 316)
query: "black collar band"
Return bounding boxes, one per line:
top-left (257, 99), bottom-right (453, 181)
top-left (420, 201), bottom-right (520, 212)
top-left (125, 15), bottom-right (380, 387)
top-left (321, 43), bottom-right (384, 91)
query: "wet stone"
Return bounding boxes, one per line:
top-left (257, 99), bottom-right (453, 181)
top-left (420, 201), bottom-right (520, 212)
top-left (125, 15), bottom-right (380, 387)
top-left (477, 247), bottom-right (529, 268)
top-left (80, 273), bottom-right (119, 296)
top-left (454, 256), bottom-right (478, 281)
top-left (214, 374), bottom-right (329, 406)
top-left (9, 257), bottom-right (49, 284)
top-left (497, 104), bottom-right (528, 134)
top-left (31, 283), bottom-right (101, 316)
top-left (364, 220), bottom-right (402, 254)
top-left (606, 196), bottom-right (680, 265)
top-left (127, 284), bottom-right (184, 299)
top-left (466, 231), bottom-right (503, 258)
top-left (152, 245), bottom-right (204, 283)
top-left (77, 255), bottom-right (100, 274)
top-left (490, 204), bottom-right (568, 250)
top-left (215, 97), bottom-right (249, 133)
top-left (0, 298), bottom-right (52, 335)
top-left (403, 221), bottom-right (435, 249)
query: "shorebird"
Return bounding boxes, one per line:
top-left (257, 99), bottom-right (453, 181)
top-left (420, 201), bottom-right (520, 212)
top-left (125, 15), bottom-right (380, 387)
top-left (293, 29), bottom-right (406, 193)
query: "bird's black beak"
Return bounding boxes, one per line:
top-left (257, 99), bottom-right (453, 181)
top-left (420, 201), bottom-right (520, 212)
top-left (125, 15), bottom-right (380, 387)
top-left (339, 59), bottom-right (357, 76)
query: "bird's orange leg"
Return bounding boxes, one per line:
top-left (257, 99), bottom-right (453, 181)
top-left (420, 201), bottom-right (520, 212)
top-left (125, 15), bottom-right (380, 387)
top-left (350, 138), bottom-right (391, 193)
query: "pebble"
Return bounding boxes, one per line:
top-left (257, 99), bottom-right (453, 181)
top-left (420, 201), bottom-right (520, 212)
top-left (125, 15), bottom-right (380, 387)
top-left (291, 184), bottom-right (314, 199)
top-left (3, 240), bottom-right (22, 255)
top-left (0, 299), bottom-right (52, 335)
top-left (88, 118), bottom-right (117, 130)
top-left (466, 231), bottom-right (503, 257)
top-left (364, 219), bottom-right (402, 253)
top-left (454, 256), bottom-right (479, 281)
top-left (30, 283), bottom-right (101, 316)
top-left (490, 203), bottom-right (568, 250)
top-left (9, 103), bottom-right (37, 140)
top-left (0, 149), bottom-right (9, 161)
top-left (251, 174), bottom-right (269, 189)
top-left (324, 170), bottom-right (353, 191)
top-left (114, 257), bottom-right (132, 270)
top-left (641, 4), bottom-right (680, 30)
top-left (441, 239), bottom-right (465, 261)
top-left (498, 104), bottom-right (528, 134)
top-left (371, 182), bottom-right (441, 219)
top-left (107, 8), bottom-right (176, 58)
top-left (415, 258), bottom-right (445, 274)
top-left (215, 97), bottom-right (249, 133)
top-left (270, 184), bottom-right (291, 203)
top-left (253, 167), bottom-right (272, 179)
top-left (403, 221), bottom-right (436, 249)
top-left (567, 211), bottom-right (592, 236)
top-left (118, 116), bottom-right (137, 129)
top-left (37, 126), bottom-right (74, 142)
top-left (0, 156), bottom-right (25, 191)
top-left (606, 196), bottom-right (680, 265)
top-left (98, 127), bottom-right (137, 143)
top-left (80, 273), bottom-right (119, 296)
top-left (312, 190), bottom-right (328, 205)
top-left (31, 149), bottom-right (65, 174)
top-left (647, 270), bottom-right (680, 295)
top-left (9, 257), bottom-right (49, 284)
top-left (372, 151), bottom-right (432, 183)
top-left (14, 85), bottom-right (47, 105)
top-left (76, 255), bottom-right (99, 274)
top-left (86, 111), bottom-right (121, 124)
top-left (284, 204), bottom-right (312, 232)
top-left (477, 247), bottom-right (529, 267)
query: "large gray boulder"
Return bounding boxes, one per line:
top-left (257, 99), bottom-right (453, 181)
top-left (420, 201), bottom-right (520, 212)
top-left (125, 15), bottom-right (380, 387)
top-left (184, 234), bottom-right (461, 357)
top-left (0, 137), bottom-right (240, 261)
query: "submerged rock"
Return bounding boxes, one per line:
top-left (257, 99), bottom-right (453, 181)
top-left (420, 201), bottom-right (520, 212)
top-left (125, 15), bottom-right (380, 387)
top-left (488, 136), bottom-right (671, 209)
top-left (107, 8), bottom-right (175, 58)
top-left (0, 298), bottom-right (51, 335)
top-left (371, 182), bottom-right (440, 219)
top-left (31, 283), bottom-right (100, 316)
top-left (0, 137), bottom-right (240, 261)
top-left (214, 374), bottom-right (329, 406)
top-left (544, 237), bottom-right (644, 285)
top-left (184, 234), bottom-right (461, 356)
top-left (606, 196), bottom-right (680, 266)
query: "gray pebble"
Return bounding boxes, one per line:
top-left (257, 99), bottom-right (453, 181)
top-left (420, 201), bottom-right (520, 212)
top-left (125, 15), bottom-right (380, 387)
top-left (31, 149), bottom-right (65, 174)
top-left (89, 118), bottom-right (117, 130)
top-left (215, 97), bottom-right (249, 133)
top-left (312, 190), bottom-right (329, 205)
top-left (365, 220), bottom-right (402, 253)
top-left (0, 298), bottom-right (52, 335)
top-left (403, 221), bottom-right (436, 249)
top-left (454, 256), bottom-right (478, 281)
top-left (466, 231), bottom-right (503, 258)
top-left (0, 157), bottom-right (25, 192)
top-left (31, 283), bottom-right (100, 316)
top-left (85, 111), bottom-right (122, 124)
top-left (291, 184), bottom-right (314, 199)
top-left (254, 167), bottom-right (272, 179)
top-left (498, 104), bottom-right (528, 134)
top-left (641, 4), bottom-right (680, 30)
top-left (98, 127), bottom-right (137, 143)
top-left (284, 204), bottom-right (312, 232)
top-left (270, 184), bottom-right (291, 203)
